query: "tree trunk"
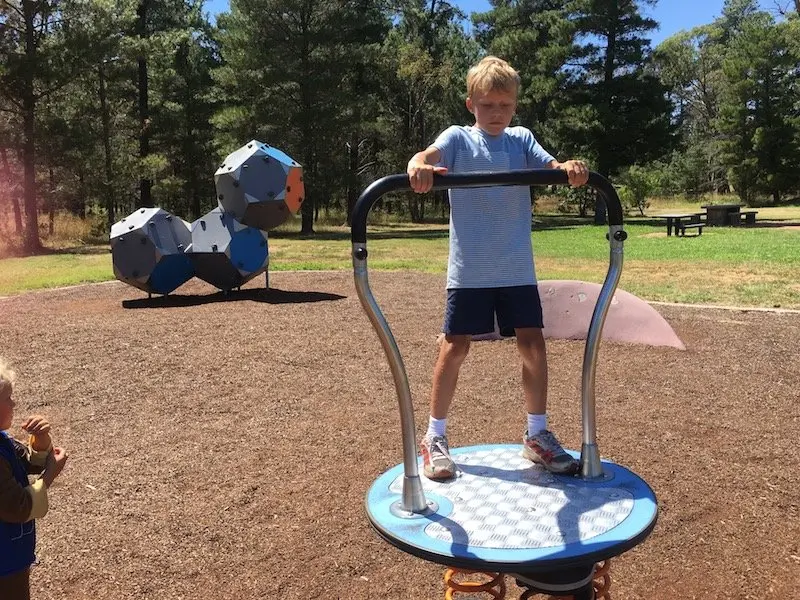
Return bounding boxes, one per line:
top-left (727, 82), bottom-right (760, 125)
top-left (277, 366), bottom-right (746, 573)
top-left (299, 26), bottom-right (314, 235)
top-left (189, 170), bottom-right (200, 219)
top-left (1, 148), bottom-right (23, 235)
top-left (22, 0), bottom-right (41, 253)
top-left (300, 149), bottom-right (314, 234)
top-left (98, 63), bottom-right (116, 231)
top-left (137, 1), bottom-right (152, 207)
top-left (346, 134), bottom-right (360, 226)
top-left (48, 166), bottom-right (55, 236)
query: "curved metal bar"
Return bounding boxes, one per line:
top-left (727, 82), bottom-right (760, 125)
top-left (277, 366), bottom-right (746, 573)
top-left (351, 170), bottom-right (626, 510)
top-left (579, 225), bottom-right (625, 478)
top-left (353, 247), bottom-right (427, 513)
top-left (351, 170), bottom-right (623, 244)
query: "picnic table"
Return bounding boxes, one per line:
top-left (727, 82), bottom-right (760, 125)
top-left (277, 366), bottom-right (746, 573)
top-left (702, 203), bottom-right (742, 226)
top-left (656, 212), bottom-right (705, 236)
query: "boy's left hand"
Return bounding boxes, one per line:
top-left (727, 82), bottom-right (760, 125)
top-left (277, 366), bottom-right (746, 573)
top-left (559, 160), bottom-right (589, 187)
top-left (22, 416), bottom-right (52, 451)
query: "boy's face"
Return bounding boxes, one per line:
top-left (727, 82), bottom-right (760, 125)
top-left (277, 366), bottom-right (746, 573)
top-left (0, 390), bottom-right (13, 431)
top-left (466, 88), bottom-right (517, 136)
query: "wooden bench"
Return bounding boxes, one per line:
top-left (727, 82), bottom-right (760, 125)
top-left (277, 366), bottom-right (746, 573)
top-left (677, 222), bottom-right (704, 236)
top-left (740, 210), bottom-right (758, 225)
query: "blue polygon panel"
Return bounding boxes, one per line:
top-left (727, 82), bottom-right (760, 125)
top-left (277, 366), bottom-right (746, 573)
top-left (147, 254), bottom-right (195, 295)
top-left (215, 140), bottom-right (304, 231)
top-left (229, 227), bottom-right (269, 276)
top-left (188, 207), bottom-right (267, 291)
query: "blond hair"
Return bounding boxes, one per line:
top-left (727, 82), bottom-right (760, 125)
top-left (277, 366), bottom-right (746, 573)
top-left (466, 56), bottom-right (521, 98)
top-left (0, 358), bottom-right (15, 400)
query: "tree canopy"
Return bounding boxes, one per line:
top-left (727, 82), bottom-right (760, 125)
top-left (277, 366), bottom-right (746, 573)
top-left (1, 0), bottom-right (798, 251)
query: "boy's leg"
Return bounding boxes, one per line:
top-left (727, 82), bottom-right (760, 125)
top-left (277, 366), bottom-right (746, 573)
top-left (516, 327), bottom-right (548, 416)
top-left (430, 334), bottom-right (471, 419)
top-left (497, 286), bottom-right (578, 475)
top-left (421, 289), bottom-right (494, 480)
top-left (421, 334), bottom-right (470, 479)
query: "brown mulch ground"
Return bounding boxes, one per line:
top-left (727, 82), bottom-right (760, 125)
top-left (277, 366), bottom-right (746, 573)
top-left (1, 271), bottom-right (798, 600)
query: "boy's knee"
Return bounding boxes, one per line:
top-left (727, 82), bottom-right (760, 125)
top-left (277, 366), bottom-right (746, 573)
top-left (516, 329), bottom-right (546, 356)
top-left (440, 335), bottom-right (471, 362)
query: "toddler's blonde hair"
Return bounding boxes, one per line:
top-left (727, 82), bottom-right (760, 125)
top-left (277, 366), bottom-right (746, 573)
top-left (466, 56), bottom-right (521, 98)
top-left (0, 358), bottom-right (15, 400)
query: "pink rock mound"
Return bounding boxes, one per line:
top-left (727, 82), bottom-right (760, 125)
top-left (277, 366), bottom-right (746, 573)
top-left (470, 280), bottom-right (685, 350)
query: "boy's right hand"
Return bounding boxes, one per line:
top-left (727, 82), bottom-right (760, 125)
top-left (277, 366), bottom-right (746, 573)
top-left (408, 162), bottom-right (448, 194)
top-left (42, 447), bottom-right (68, 487)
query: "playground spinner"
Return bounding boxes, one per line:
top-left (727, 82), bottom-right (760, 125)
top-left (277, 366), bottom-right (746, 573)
top-left (351, 170), bottom-right (658, 600)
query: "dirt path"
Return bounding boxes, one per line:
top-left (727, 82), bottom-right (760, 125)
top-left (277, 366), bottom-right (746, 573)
top-left (1, 271), bottom-right (797, 600)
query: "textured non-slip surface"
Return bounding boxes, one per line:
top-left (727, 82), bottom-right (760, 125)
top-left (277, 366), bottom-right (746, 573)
top-left (383, 446), bottom-right (639, 550)
top-left (0, 271), bottom-right (798, 599)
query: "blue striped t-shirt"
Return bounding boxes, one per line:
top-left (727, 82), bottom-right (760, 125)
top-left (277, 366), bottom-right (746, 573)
top-left (432, 125), bottom-right (555, 289)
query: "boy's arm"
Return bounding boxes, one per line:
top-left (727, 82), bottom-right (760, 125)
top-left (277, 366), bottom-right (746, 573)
top-left (10, 436), bottom-right (49, 475)
top-left (0, 458), bottom-right (48, 523)
top-left (27, 446), bottom-right (49, 475)
top-left (408, 146), bottom-right (446, 194)
top-left (408, 146), bottom-right (442, 169)
top-left (520, 128), bottom-right (588, 187)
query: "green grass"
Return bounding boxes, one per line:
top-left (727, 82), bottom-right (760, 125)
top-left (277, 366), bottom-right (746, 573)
top-left (2, 207), bottom-right (800, 308)
top-left (0, 252), bottom-right (112, 296)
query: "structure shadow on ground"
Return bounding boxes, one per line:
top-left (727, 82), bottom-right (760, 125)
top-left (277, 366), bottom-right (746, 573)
top-left (122, 287), bottom-right (346, 309)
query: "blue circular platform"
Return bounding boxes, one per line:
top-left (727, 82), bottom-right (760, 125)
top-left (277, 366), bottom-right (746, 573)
top-left (366, 444), bottom-right (657, 572)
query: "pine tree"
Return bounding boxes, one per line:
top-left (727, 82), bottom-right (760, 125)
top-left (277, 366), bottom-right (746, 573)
top-left (214, 0), bottom-right (390, 233)
top-left (717, 9), bottom-right (800, 203)
top-left (472, 0), bottom-right (573, 146)
top-left (561, 0), bottom-right (674, 223)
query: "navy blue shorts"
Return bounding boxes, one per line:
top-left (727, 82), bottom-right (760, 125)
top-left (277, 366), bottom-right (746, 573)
top-left (443, 285), bottom-right (544, 336)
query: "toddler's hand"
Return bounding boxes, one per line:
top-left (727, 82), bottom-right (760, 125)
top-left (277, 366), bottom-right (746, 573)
top-left (408, 162), bottom-right (448, 194)
top-left (44, 447), bottom-right (69, 483)
top-left (22, 416), bottom-right (52, 451)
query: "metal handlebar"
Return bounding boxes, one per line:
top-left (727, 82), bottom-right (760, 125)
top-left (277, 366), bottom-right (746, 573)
top-left (351, 169), bottom-right (626, 513)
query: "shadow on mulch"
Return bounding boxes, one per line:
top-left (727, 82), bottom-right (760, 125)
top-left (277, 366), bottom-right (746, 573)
top-left (121, 286), bottom-right (346, 308)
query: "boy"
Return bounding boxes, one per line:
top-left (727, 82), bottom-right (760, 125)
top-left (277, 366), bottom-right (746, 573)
top-left (407, 55), bottom-right (589, 480)
top-left (0, 358), bottom-right (69, 599)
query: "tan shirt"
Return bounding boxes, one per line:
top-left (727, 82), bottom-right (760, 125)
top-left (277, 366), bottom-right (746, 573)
top-left (0, 437), bottom-right (50, 523)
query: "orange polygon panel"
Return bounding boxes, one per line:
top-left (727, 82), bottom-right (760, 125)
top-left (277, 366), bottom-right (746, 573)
top-left (284, 166), bottom-right (304, 215)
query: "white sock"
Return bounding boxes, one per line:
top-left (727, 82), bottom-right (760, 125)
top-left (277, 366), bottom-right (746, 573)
top-left (527, 413), bottom-right (547, 435)
top-left (427, 416), bottom-right (447, 438)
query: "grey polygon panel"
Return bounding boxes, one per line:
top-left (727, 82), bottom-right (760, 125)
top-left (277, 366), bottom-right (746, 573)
top-left (109, 208), bottom-right (193, 295)
top-left (215, 139), bottom-right (304, 231)
top-left (187, 207), bottom-right (269, 291)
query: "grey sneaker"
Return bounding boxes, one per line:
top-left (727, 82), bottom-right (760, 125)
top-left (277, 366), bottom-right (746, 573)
top-left (522, 430), bottom-right (579, 475)
top-left (420, 434), bottom-right (456, 480)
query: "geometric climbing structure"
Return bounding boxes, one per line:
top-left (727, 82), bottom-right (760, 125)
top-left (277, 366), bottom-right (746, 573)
top-left (186, 207), bottom-right (269, 292)
top-left (109, 207), bottom-right (194, 295)
top-left (110, 140), bottom-right (302, 296)
top-left (215, 139), bottom-right (304, 231)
